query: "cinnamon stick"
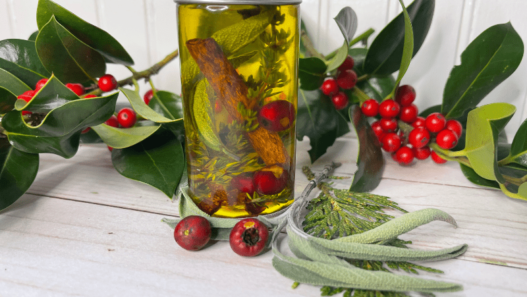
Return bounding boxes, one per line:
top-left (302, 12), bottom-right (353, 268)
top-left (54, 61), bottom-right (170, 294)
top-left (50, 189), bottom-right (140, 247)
top-left (186, 38), bottom-right (289, 166)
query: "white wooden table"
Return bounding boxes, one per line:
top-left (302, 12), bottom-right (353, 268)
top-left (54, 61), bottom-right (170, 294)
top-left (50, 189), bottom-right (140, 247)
top-left (1, 133), bottom-right (527, 297)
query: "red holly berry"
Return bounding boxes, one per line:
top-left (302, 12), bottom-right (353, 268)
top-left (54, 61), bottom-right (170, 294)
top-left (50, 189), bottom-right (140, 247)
top-left (214, 100), bottom-right (223, 113)
top-left (425, 113), bottom-right (446, 133)
top-left (361, 99), bottom-right (379, 117)
top-left (321, 78), bottom-right (339, 96)
top-left (98, 74), bottom-right (118, 92)
top-left (144, 89), bottom-right (154, 105)
top-left (395, 85), bottom-right (416, 106)
top-left (382, 133), bottom-right (402, 153)
top-left (81, 127), bottom-right (91, 134)
top-left (379, 100), bottom-right (400, 119)
top-left (254, 165), bottom-right (288, 195)
top-left (445, 120), bottom-right (463, 138)
top-left (413, 146), bottom-right (431, 160)
top-left (174, 216), bottom-right (212, 251)
top-left (338, 56), bottom-right (355, 72)
top-left (231, 174), bottom-right (255, 196)
top-left (395, 146), bottom-right (414, 166)
top-left (117, 108), bottom-right (137, 128)
top-left (431, 151), bottom-right (448, 164)
top-left (331, 92), bottom-right (349, 110)
top-left (380, 118), bottom-right (398, 133)
top-left (258, 100), bottom-right (295, 132)
top-left (399, 104), bottom-right (418, 123)
top-left (408, 127), bottom-right (430, 149)
top-left (105, 115), bottom-right (119, 128)
top-left (371, 121), bottom-right (386, 143)
top-left (65, 83), bottom-right (85, 96)
top-left (412, 116), bottom-right (426, 129)
top-left (436, 129), bottom-right (458, 150)
top-left (230, 218), bottom-right (269, 257)
top-left (84, 94), bottom-right (97, 99)
top-left (35, 78), bottom-right (48, 91)
top-left (336, 69), bottom-right (357, 90)
top-left (108, 146), bottom-right (113, 152)
top-left (18, 90), bottom-right (36, 103)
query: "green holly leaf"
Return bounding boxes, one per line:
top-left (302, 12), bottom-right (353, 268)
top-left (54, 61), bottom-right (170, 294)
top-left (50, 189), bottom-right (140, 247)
top-left (36, 16), bottom-right (106, 83)
top-left (15, 75), bottom-right (78, 112)
top-left (112, 130), bottom-right (185, 198)
top-left (91, 124), bottom-right (161, 149)
top-left (80, 128), bottom-right (103, 144)
top-left (442, 23), bottom-right (524, 119)
top-left (391, 0), bottom-right (415, 96)
top-left (364, 0), bottom-right (435, 76)
top-left (296, 89), bottom-right (350, 163)
top-left (298, 57), bottom-right (327, 91)
top-left (349, 105), bottom-right (385, 192)
top-left (334, 7), bottom-right (358, 45)
top-left (148, 91), bottom-right (183, 120)
top-left (500, 119), bottom-right (527, 167)
top-left (28, 31), bottom-right (39, 42)
top-left (459, 164), bottom-right (500, 190)
top-left (0, 68), bottom-right (32, 114)
top-left (121, 88), bottom-right (183, 124)
top-left (0, 39), bottom-right (50, 87)
top-left (36, 0), bottom-right (133, 65)
top-left (326, 42), bottom-right (349, 73)
top-left (0, 139), bottom-right (39, 211)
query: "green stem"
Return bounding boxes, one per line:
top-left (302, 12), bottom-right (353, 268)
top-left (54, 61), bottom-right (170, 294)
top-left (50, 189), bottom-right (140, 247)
top-left (498, 155), bottom-right (513, 167)
top-left (325, 28), bottom-right (375, 60)
top-left (357, 74), bottom-right (370, 82)
top-left (430, 143), bottom-right (471, 166)
top-left (291, 282), bottom-right (300, 289)
top-left (352, 87), bottom-right (370, 105)
top-left (301, 28), bottom-right (324, 59)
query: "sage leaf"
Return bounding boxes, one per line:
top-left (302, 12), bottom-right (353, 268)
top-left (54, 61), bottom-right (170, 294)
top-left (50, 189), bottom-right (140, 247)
top-left (91, 124), bottom-right (161, 149)
top-left (0, 39), bottom-right (49, 87)
top-left (334, 7), bottom-right (358, 45)
top-left (442, 23), bottom-right (524, 119)
top-left (0, 68), bottom-right (31, 114)
top-left (193, 79), bottom-right (222, 152)
top-left (121, 88), bottom-right (182, 124)
top-left (298, 57), bottom-right (327, 91)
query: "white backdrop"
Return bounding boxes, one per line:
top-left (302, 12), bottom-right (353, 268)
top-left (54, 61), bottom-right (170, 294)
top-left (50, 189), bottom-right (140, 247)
top-left (1, 0), bottom-right (527, 137)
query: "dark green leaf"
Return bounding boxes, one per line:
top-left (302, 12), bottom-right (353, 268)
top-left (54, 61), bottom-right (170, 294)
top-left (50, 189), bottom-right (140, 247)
top-left (459, 163), bottom-right (499, 189)
top-left (15, 75), bottom-right (78, 112)
top-left (121, 88), bottom-right (183, 124)
top-left (392, 0), bottom-right (415, 94)
top-left (37, 0), bottom-right (133, 65)
top-left (442, 23), bottom-right (524, 119)
top-left (0, 39), bottom-right (50, 87)
top-left (296, 89), bottom-right (350, 163)
top-left (36, 16), bottom-right (106, 83)
top-left (28, 31), bottom-right (39, 42)
top-left (326, 42), bottom-right (349, 73)
top-left (334, 7), bottom-right (358, 45)
top-left (503, 118), bottom-right (527, 167)
top-left (80, 128), bottom-right (103, 144)
top-left (353, 48), bottom-right (396, 102)
top-left (419, 104), bottom-right (441, 118)
top-left (364, 0), bottom-right (435, 76)
top-left (349, 105), bottom-right (385, 192)
top-left (299, 20), bottom-right (310, 58)
top-left (92, 124), bottom-right (161, 149)
top-left (0, 139), bottom-right (39, 211)
top-left (298, 57), bottom-right (327, 91)
top-left (112, 130), bottom-right (185, 198)
top-left (148, 91), bottom-right (183, 120)
top-left (0, 68), bottom-right (31, 114)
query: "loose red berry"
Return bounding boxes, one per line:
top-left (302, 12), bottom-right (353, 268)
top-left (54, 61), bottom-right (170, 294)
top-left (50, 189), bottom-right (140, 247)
top-left (174, 216), bottom-right (212, 251)
top-left (380, 118), bottom-right (398, 133)
top-left (331, 92), bottom-right (349, 110)
top-left (436, 129), bottom-right (459, 150)
top-left (105, 115), bottom-right (119, 128)
top-left (395, 146), bottom-right (414, 166)
top-left (413, 146), bottom-right (431, 160)
top-left (229, 218), bottom-right (269, 257)
top-left (257, 100), bottom-right (295, 132)
top-left (412, 116), bottom-right (426, 129)
top-left (431, 151), bottom-right (448, 164)
top-left (17, 90), bottom-right (36, 103)
top-left (35, 78), bottom-right (48, 91)
top-left (231, 174), bottom-right (256, 196)
top-left (382, 133), bottom-right (402, 153)
top-left (84, 94), bottom-right (97, 99)
top-left (379, 100), bottom-right (400, 119)
top-left (371, 121), bottom-right (386, 143)
top-left (98, 74), bottom-right (118, 92)
top-left (321, 78), bottom-right (339, 96)
top-left (445, 120), bottom-right (463, 138)
top-left (336, 69), bottom-right (357, 90)
top-left (117, 108), bottom-right (137, 128)
top-left (408, 127), bottom-right (430, 149)
top-left (338, 56), bottom-right (355, 72)
top-left (66, 83), bottom-right (85, 96)
top-left (361, 99), bottom-right (379, 117)
top-left (81, 127), bottom-right (91, 134)
top-left (254, 165), bottom-right (288, 195)
top-left (395, 85), bottom-right (416, 106)
top-left (425, 113), bottom-right (446, 133)
top-left (399, 104), bottom-right (418, 123)
top-left (144, 89), bottom-right (154, 105)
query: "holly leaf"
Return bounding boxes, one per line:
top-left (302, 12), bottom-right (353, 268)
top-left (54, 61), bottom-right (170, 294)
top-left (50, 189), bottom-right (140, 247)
top-left (0, 39), bottom-right (50, 87)
top-left (36, 16), bottom-right (106, 83)
top-left (334, 7), bottom-right (358, 45)
top-left (349, 105), bottom-right (385, 192)
top-left (121, 88), bottom-right (183, 124)
top-left (15, 75), bottom-right (78, 112)
top-left (442, 23), bottom-right (524, 119)
top-left (298, 57), bottom-right (327, 91)
top-left (112, 130), bottom-right (185, 198)
top-left (0, 139), bottom-right (39, 211)
top-left (364, 0), bottom-right (435, 76)
top-left (326, 42), bottom-right (349, 73)
top-left (391, 0), bottom-right (415, 95)
top-left (80, 128), bottom-right (103, 144)
top-left (501, 119), bottom-right (527, 167)
top-left (459, 164), bottom-right (500, 190)
top-left (36, 0), bottom-right (133, 65)
top-left (148, 91), bottom-right (183, 120)
top-left (296, 89), bottom-right (350, 163)
top-left (91, 124), bottom-right (161, 149)
top-left (0, 68), bottom-right (32, 114)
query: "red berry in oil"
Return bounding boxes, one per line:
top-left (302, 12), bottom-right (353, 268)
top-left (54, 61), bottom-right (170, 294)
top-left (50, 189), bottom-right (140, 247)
top-left (395, 146), bottom-right (414, 166)
top-left (98, 74), bottom-right (118, 92)
top-left (399, 104), bottom-right (418, 123)
top-left (412, 116), bottom-right (426, 129)
top-left (379, 100), bottom-right (400, 119)
top-left (408, 127), bottom-right (430, 149)
top-left (338, 56), bottom-right (355, 72)
top-left (321, 78), bottom-right (338, 96)
top-left (117, 108), bottom-right (137, 128)
top-left (371, 121), bottom-right (385, 143)
top-left (395, 85), bottom-right (416, 106)
top-left (431, 151), bottom-right (448, 164)
top-left (425, 113), bottom-right (446, 133)
top-left (35, 78), bottom-right (48, 91)
top-left (361, 99), bottom-right (379, 117)
top-left (436, 129), bottom-right (459, 150)
top-left (258, 100), bottom-right (295, 132)
top-left (144, 89), bottom-right (154, 105)
top-left (382, 133), bottom-right (402, 153)
top-left (254, 165), bottom-right (288, 195)
top-left (446, 119), bottom-right (463, 138)
top-left (336, 69), bottom-right (357, 90)
top-left (413, 146), bottom-right (431, 160)
top-left (66, 83), bottom-right (85, 96)
top-left (174, 216), bottom-right (212, 251)
top-left (380, 118), bottom-right (398, 133)
top-left (231, 174), bottom-right (256, 196)
top-left (331, 92), bottom-right (349, 110)
top-left (105, 115), bottom-right (119, 128)
top-left (230, 218), bottom-right (269, 257)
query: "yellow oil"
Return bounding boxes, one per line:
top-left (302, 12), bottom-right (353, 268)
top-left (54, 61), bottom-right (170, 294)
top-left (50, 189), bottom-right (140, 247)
top-left (177, 4), bottom-right (299, 218)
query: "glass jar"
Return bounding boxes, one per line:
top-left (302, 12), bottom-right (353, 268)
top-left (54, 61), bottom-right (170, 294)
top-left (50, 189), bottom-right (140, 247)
top-left (175, 0), bottom-right (301, 218)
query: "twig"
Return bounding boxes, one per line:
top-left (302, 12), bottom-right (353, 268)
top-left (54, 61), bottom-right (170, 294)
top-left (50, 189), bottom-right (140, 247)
top-left (301, 29), bottom-right (325, 59)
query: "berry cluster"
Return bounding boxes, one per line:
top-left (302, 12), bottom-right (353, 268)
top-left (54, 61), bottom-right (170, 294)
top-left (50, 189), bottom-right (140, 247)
top-left (320, 56), bottom-right (357, 110)
top-left (361, 85), bottom-right (462, 166)
top-left (105, 107), bottom-right (137, 152)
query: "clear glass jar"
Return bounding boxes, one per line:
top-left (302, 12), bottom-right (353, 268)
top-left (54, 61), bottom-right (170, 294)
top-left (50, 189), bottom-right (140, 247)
top-left (175, 0), bottom-right (301, 217)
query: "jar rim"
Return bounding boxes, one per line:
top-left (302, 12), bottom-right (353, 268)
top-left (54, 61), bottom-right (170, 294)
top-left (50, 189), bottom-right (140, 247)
top-left (174, 0), bottom-right (301, 4)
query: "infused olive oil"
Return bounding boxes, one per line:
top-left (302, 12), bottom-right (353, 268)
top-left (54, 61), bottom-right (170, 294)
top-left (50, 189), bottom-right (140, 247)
top-left (177, 3), bottom-right (300, 217)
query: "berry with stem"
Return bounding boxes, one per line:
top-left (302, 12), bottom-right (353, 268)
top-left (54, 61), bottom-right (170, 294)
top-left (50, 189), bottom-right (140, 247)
top-left (229, 218), bottom-right (269, 257)
top-left (336, 69), bottom-right (357, 90)
top-left (436, 129), bottom-right (459, 149)
top-left (399, 104), bottom-right (418, 123)
top-left (395, 85), bottom-right (416, 106)
top-left (331, 92), bottom-right (349, 110)
top-left (321, 78), bottom-right (338, 96)
top-left (382, 133), bottom-right (402, 153)
top-left (408, 127), bottom-right (430, 149)
top-left (98, 74), bottom-right (118, 92)
top-left (425, 112), bottom-right (446, 133)
top-left (361, 99), bottom-right (379, 117)
top-left (117, 108), bottom-right (137, 128)
top-left (379, 99), bottom-right (400, 118)
top-left (431, 151), bottom-right (448, 164)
